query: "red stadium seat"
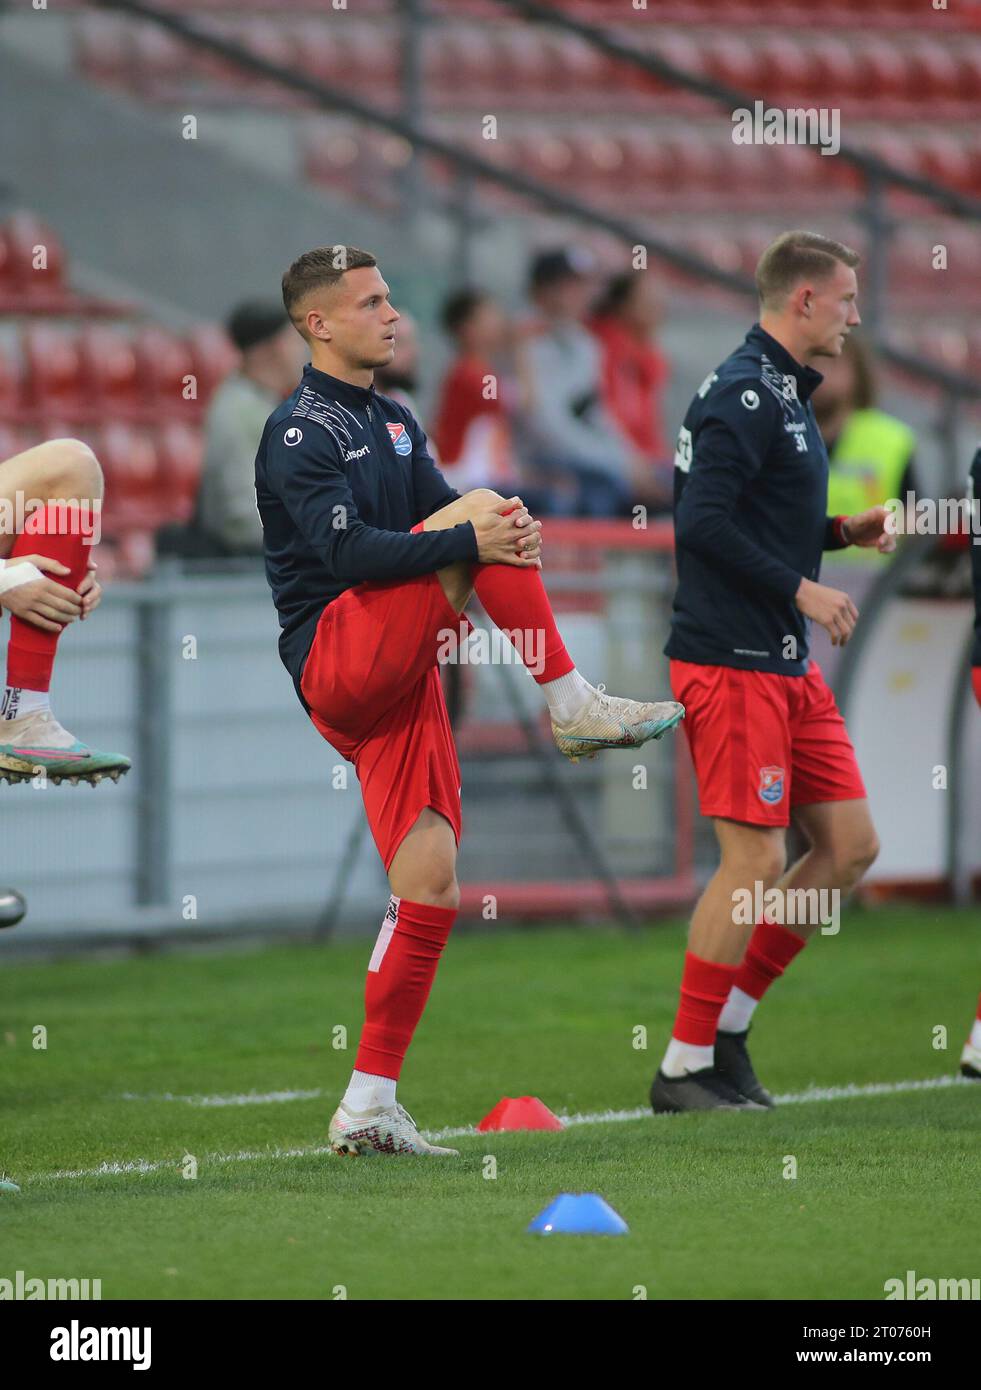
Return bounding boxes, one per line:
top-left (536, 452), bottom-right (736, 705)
top-left (185, 324), bottom-right (238, 407)
top-left (859, 37), bottom-right (909, 102)
top-left (0, 424), bottom-right (29, 463)
top-left (74, 15), bottom-right (132, 88)
top-left (1, 213), bottom-right (70, 310)
top-left (755, 35), bottom-right (814, 102)
top-left (808, 36), bottom-right (863, 104)
top-left (291, 18), bottom-right (340, 86)
top-left (78, 327), bottom-right (144, 423)
top-left (130, 22), bottom-right (187, 98)
top-left (434, 26), bottom-right (499, 103)
top-left (0, 345), bottom-right (28, 424)
top-left (701, 34), bottom-right (758, 94)
top-left (549, 30), bottom-right (610, 104)
top-left (98, 423), bottom-right (163, 530)
top-left (915, 135), bottom-right (975, 194)
top-left (906, 38), bottom-right (962, 103)
top-left (639, 31), bottom-right (703, 99)
top-left (490, 28), bottom-right (553, 108)
top-left (155, 421), bottom-right (205, 523)
top-left (21, 326), bottom-right (92, 423)
top-left (134, 327), bottom-right (199, 422)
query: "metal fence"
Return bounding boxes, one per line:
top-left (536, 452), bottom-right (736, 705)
top-left (1, 534), bottom-right (692, 945)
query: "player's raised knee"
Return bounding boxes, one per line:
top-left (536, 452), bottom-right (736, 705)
top-left (463, 487), bottom-right (506, 509)
top-left (40, 438), bottom-right (103, 502)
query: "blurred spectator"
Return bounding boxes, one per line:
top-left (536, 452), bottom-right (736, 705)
top-left (374, 310), bottom-right (426, 424)
top-left (814, 333), bottom-right (917, 566)
top-left (193, 300), bottom-right (303, 557)
top-left (517, 247), bottom-right (632, 517)
top-left (590, 270), bottom-right (673, 512)
top-left (432, 289), bottom-right (518, 493)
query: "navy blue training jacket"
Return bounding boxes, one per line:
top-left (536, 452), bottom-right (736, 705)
top-left (255, 363), bottom-right (479, 707)
top-left (665, 323), bottom-right (847, 676)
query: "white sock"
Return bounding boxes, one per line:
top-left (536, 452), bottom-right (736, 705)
top-left (1, 687), bottom-right (50, 722)
top-left (342, 1069), bottom-right (396, 1112)
top-left (717, 986), bottom-right (759, 1035)
top-left (661, 1037), bottom-right (715, 1078)
top-left (970, 1018), bottom-right (981, 1051)
top-left (541, 668), bottom-right (592, 723)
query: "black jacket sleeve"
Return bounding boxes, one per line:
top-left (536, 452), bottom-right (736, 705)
top-left (264, 419), bottom-right (478, 582)
top-left (675, 379), bottom-right (803, 600)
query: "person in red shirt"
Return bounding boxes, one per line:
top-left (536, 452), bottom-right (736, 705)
top-left (433, 290), bottom-right (517, 495)
top-left (590, 271), bottom-right (672, 512)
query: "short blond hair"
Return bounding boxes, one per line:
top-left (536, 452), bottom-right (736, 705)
top-left (281, 245), bottom-right (377, 339)
top-left (755, 231), bottom-right (860, 310)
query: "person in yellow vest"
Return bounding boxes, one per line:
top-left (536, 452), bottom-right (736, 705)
top-left (814, 333), bottom-right (917, 565)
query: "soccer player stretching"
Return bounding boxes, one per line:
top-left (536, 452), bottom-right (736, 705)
top-left (256, 246), bottom-right (683, 1156)
top-left (0, 438), bottom-right (130, 785)
top-left (651, 231), bottom-right (894, 1112)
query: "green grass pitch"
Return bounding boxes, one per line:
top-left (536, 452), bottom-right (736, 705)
top-left (0, 907), bottom-right (977, 1300)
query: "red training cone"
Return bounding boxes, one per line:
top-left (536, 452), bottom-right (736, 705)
top-left (477, 1096), bottom-right (564, 1132)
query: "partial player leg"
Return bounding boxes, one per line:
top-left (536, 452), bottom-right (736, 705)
top-left (713, 797), bottom-right (879, 1104)
top-left (961, 991), bottom-right (981, 1080)
top-left (329, 808), bottom-right (462, 1158)
top-left (420, 487), bottom-right (684, 759)
top-left (0, 438), bottom-right (131, 786)
top-left (650, 817), bottom-right (786, 1113)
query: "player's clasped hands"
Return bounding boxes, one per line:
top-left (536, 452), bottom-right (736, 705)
top-left (0, 554), bottom-right (84, 633)
top-left (473, 495), bottom-right (543, 569)
top-left (794, 576), bottom-right (859, 646)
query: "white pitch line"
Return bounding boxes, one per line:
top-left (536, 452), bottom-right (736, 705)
top-left (28, 1074), bottom-right (970, 1184)
top-left (426, 1074), bottom-right (967, 1141)
top-left (119, 1088), bottom-right (324, 1108)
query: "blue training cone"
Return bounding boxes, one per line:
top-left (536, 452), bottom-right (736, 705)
top-left (527, 1192), bottom-right (628, 1236)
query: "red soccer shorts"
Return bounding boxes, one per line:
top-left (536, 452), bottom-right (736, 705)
top-left (301, 524), bottom-right (468, 871)
top-left (973, 667), bottom-right (981, 709)
top-left (669, 657), bottom-right (867, 827)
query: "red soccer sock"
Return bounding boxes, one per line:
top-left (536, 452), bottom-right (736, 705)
top-left (354, 896), bottom-right (458, 1080)
top-left (468, 501), bottom-right (573, 684)
top-left (733, 920), bottom-right (808, 1002)
top-left (973, 668), bottom-right (981, 710)
top-left (471, 561), bottom-right (574, 685)
top-left (671, 951), bottom-right (739, 1046)
top-left (6, 504), bottom-right (90, 693)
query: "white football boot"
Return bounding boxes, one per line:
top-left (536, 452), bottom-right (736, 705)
top-left (0, 709), bottom-right (131, 786)
top-left (959, 1040), bottom-right (981, 1080)
top-left (551, 682), bottom-right (684, 763)
top-left (328, 1100), bottom-right (460, 1157)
